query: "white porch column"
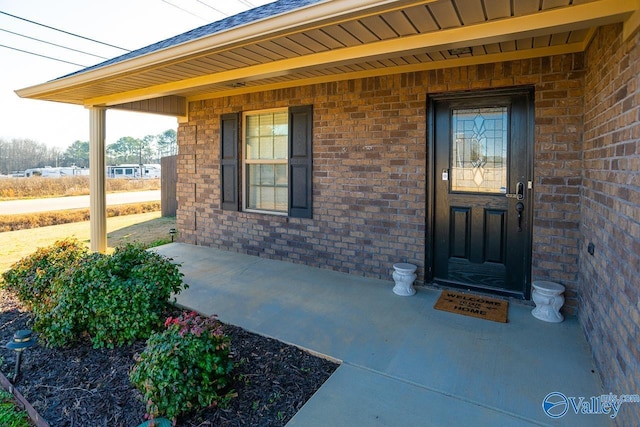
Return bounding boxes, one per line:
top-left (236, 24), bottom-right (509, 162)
top-left (89, 107), bottom-right (107, 253)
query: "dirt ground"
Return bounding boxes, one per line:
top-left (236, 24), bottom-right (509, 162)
top-left (0, 289), bottom-right (338, 426)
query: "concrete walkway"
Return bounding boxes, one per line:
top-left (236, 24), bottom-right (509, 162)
top-left (153, 243), bottom-right (612, 426)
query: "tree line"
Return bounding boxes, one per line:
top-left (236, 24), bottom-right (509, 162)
top-left (0, 129), bottom-right (177, 175)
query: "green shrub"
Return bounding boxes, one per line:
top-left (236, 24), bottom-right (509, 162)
top-left (33, 243), bottom-right (186, 348)
top-left (2, 240), bottom-right (186, 349)
top-left (130, 311), bottom-right (235, 422)
top-left (1, 238), bottom-right (87, 306)
top-left (30, 252), bottom-right (102, 347)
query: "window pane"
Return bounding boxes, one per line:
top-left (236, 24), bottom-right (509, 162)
top-left (451, 107), bottom-right (508, 194)
top-left (261, 188), bottom-right (275, 210)
top-left (247, 163), bottom-right (259, 186)
top-left (259, 115), bottom-right (273, 137)
top-left (244, 110), bottom-right (289, 213)
top-left (275, 164), bottom-right (287, 186)
top-left (246, 137), bottom-right (259, 159)
top-left (246, 115), bottom-right (260, 137)
top-left (276, 187), bottom-right (288, 210)
top-left (273, 112), bottom-right (288, 136)
top-left (246, 163), bottom-right (287, 212)
top-left (274, 136), bottom-right (287, 159)
top-left (248, 184), bottom-right (260, 209)
top-left (245, 111), bottom-right (289, 161)
top-left (259, 136), bottom-right (273, 159)
top-left (260, 164), bottom-right (275, 186)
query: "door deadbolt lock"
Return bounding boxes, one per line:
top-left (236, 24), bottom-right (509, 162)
top-left (515, 201), bottom-right (525, 232)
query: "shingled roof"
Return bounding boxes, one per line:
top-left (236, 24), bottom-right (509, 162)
top-left (59, 0), bottom-right (323, 80)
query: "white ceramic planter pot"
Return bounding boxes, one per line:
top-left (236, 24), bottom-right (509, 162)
top-left (392, 263), bottom-right (417, 296)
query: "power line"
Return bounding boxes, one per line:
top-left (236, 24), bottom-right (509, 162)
top-left (159, 0), bottom-right (209, 22)
top-left (0, 28), bottom-right (109, 60)
top-left (1, 0), bottom-right (268, 68)
top-left (0, 10), bottom-right (131, 52)
top-left (0, 43), bottom-right (87, 67)
top-left (160, 0), bottom-right (262, 23)
top-left (196, 0), bottom-right (229, 17)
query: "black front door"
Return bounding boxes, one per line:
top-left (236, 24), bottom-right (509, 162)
top-left (428, 88), bottom-right (533, 298)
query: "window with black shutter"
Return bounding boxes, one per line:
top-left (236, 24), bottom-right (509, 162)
top-left (220, 113), bottom-right (240, 211)
top-left (220, 105), bottom-right (312, 219)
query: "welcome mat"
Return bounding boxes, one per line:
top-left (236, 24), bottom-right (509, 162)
top-left (434, 290), bottom-right (508, 323)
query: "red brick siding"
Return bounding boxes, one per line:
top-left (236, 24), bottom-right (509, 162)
top-left (580, 23), bottom-right (640, 426)
top-left (176, 54), bottom-right (585, 311)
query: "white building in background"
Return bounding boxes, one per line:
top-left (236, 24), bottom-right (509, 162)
top-left (106, 164), bottom-right (161, 179)
top-left (20, 164), bottom-right (161, 179)
top-left (24, 166), bottom-right (89, 177)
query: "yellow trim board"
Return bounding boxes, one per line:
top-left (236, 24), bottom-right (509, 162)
top-left (82, 0), bottom-right (636, 107)
top-left (186, 43), bottom-right (587, 103)
top-left (623, 0), bottom-right (640, 41)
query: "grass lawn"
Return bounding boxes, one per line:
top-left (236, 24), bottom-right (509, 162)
top-left (0, 212), bottom-right (176, 272)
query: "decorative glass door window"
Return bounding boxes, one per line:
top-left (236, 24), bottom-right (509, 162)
top-left (244, 109), bottom-right (288, 213)
top-left (451, 107), bottom-right (508, 194)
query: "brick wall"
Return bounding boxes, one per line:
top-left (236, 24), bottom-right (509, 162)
top-left (178, 82), bottom-right (428, 279)
top-left (580, 23), bottom-right (640, 426)
top-left (176, 54), bottom-right (585, 311)
top-left (530, 56), bottom-right (585, 313)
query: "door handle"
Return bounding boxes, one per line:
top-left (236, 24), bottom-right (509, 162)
top-left (505, 182), bottom-right (525, 200)
top-left (515, 202), bottom-right (524, 232)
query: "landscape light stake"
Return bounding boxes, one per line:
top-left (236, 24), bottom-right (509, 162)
top-left (5, 329), bottom-right (36, 381)
top-left (169, 228), bottom-right (177, 242)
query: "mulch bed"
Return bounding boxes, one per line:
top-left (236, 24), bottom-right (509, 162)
top-left (0, 290), bottom-right (338, 426)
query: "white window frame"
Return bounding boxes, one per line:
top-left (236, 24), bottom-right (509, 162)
top-left (242, 107), bottom-right (289, 215)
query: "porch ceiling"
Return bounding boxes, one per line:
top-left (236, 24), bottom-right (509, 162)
top-left (15, 0), bottom-right (640, 113)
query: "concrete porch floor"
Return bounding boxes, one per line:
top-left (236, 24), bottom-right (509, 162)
top-left (153, 243), bottom-right (611, 426)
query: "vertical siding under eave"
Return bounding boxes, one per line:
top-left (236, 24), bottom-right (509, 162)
top-left (161, 155), bottom-right (178, 217)
top-left (112, 95), bottom-right (186, 116)
top-left (176, 53), bottom-right (585, 312)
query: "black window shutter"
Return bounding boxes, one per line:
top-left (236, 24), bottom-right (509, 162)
top-left (220, 113), bottom-right (239, 211)
top-left (288, 105), bottom-right (313, 219)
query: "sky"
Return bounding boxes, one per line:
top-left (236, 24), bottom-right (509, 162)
top-left (0, 0), bottom-right (275, 150)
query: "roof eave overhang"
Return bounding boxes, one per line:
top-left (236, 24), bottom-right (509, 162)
top-left (14, 0), bottom-right (434, 103)
top-left (14, 0), bottom-right (640, 109)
